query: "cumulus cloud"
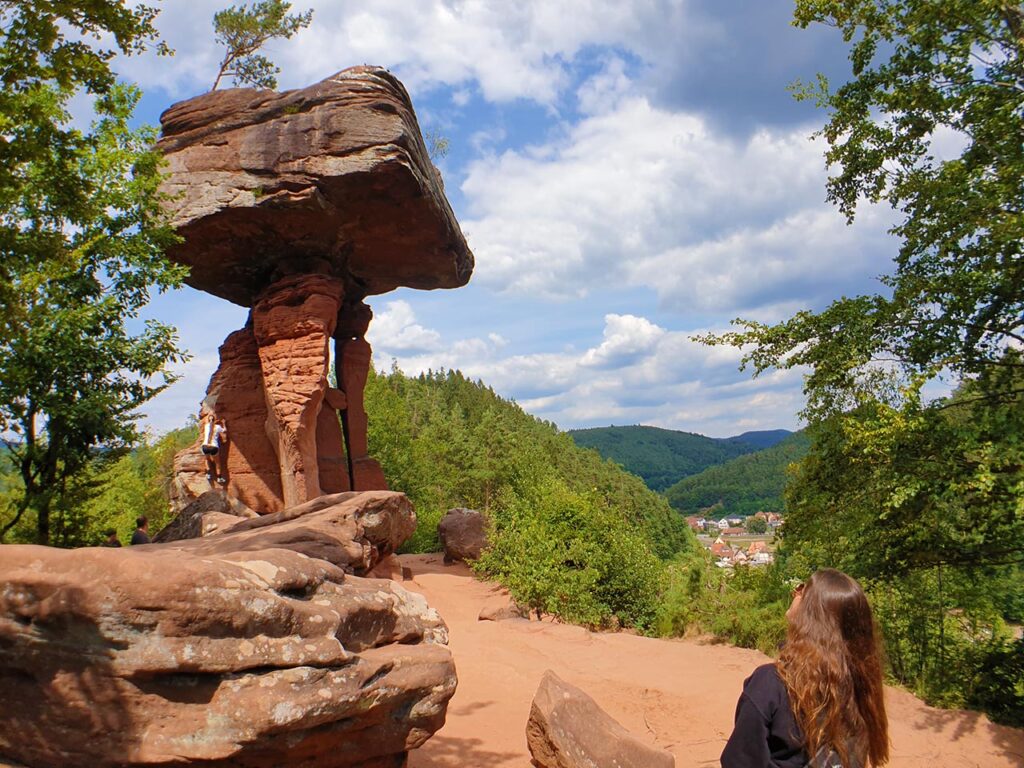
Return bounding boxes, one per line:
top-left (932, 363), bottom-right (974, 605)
top-left (580, 314), bottom-right (665, 368)
top-left (366, 303), bottom-right (804, 436)
top-left (369, 300), bottom-right (443, 354)
top-left (120, 0), bottom-right (678, 104)
top-left (461, 95), bottom-right (896, 316)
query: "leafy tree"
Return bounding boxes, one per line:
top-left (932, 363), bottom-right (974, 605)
top-left (211, 0), bottom-right (313, 90)
top-left (698, 1), bottom-right (1024, 723)
top-left (708, 1), bottom-right (1023, 415)
top-left (706, 0), bottom-right (1024, 577)
top-left (0, 3), bottom-right (187, 544)
top-left (745, 516), bottom-right (768, 534)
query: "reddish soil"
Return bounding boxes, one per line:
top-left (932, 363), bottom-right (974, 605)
top-left (400, 554), bottom-right (1024, 768)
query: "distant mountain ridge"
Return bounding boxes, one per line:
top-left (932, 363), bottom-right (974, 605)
top-left (566, 425), bottom-right (792, 492)
top-left (727, 429), bottom-right (792, 449)
top-left (664, 431), bottom-right (810, 516)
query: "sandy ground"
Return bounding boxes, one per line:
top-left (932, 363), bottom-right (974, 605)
top-left (399, 554), bottom-right (1024, 768)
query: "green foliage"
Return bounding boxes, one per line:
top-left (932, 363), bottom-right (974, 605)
top-left (656, 553), bottom-right (789, 654)
top-left (211, 0), bottom-right (313, 90)
top-left (476, 478), bottom-right (665, 630)
top-left (665, 432), bottom-right (810, 516)
top-left (778, 369), bottom-right (1024, 723)
top-left (745, 516), bottom-right (768, 534)
top-left (0, 424), bottom-right (195, 547)
top-left (695, 0), bottom-right (1024, 725)
top-left (76, 425), bottom-right (196, 546)
top-left (568, 425), bottom-right (758, 492)
top-left (363, 365), bottom-right (698, 629)
top-left (863, 572), bottom-right (1022, 724)
top-left (0, 3), bottom-right (187, 545)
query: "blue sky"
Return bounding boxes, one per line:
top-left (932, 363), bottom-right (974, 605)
top-left (115, 0), bottom-right (900, 438)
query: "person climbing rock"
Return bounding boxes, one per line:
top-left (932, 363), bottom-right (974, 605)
top-left (200, 411), bottom-right (229, 485)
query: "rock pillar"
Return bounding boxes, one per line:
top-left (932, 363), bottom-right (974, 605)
top-left (252, 274), bottom-right (345, 507)
top-left (336, 300), bottom-right (388, 491)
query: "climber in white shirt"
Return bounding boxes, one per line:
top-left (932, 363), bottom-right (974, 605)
top-left (200, 412), bottom-right (228, 485)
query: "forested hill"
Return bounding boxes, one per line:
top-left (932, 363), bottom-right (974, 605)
top-left (664, 431), bottom-right (810, 516)
top-left (566, 425), bottom-right (763, 491)
top-left (363, 367), bottom-right (699, 629)
top-left (364, 368), bottom-right (695, 561)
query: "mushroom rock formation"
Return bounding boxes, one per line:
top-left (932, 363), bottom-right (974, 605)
top-left (0, 491), bottom-right (456, 768)
top-left (159, 65), bottom-right (473, 513)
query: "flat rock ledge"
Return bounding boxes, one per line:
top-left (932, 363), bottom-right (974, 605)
top-left (0, 491), bottom-right (456, 768)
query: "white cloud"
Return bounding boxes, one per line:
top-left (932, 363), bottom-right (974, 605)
top-left (368, 300), bottom-right (443, 354)
top-left (580, 314), bottom-right (665, 368)
top-left (119, 0), bottom-right (679, 105)
top-left (576, 55), bottom-right (633, 115)
top-left (366, 303), bottom-right (804, 436)
top-left (461, 95), bottom-right (896, 315)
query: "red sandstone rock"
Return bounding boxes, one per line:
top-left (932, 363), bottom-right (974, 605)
top-left (157, 66), bottom-right (473, 306)
top-left (526, 670), bottom-right (675, 768)
top-left (171, 326), bottom-right (285, 513)
top-left (252, 273), bottom-right (345, 507)
top-left (163, 490), bottom-right (416, 575)
top-left (160, 67), bottom-right (471, 512)
top-left (0, 491), bottom-right (452, 768)
top-left (478, 594), bottom-right (527, 622)
top-left (153, 489), bottom-right (256, 542)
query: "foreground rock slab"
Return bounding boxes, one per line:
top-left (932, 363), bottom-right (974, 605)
top-left (526, 670), bottom-right (674, 768)
top-left (0, 491), bottom-right (455, 768)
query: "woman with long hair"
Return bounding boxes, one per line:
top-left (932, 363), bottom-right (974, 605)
top-left (721, 568), bottom-right (889, 768)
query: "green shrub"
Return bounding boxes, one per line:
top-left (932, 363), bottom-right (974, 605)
top-left (656, 556), bottom-right (788, 654)
top-left (476, 477), bottom-right (664, 630)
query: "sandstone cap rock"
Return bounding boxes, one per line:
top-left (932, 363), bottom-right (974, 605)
top-left (158, 65), bottom-right (473, 306)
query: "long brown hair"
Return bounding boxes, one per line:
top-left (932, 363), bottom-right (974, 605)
top-left (777, 569), bottom-right (889, 767)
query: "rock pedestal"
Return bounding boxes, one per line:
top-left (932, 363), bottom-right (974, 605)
top-left (0, 491), bottom-right (456, 768)
top-left (252, 274), bottom-right (345, 507)
top-left (158, 66), bottom-right (474, 514)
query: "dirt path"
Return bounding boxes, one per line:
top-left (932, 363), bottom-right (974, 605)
top-left (399, 554), bottom-right (1024, 768)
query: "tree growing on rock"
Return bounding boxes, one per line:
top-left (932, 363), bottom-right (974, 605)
top-left (211, 0), bottom-right (313, 90)
top-left (0, 2), bottom-right (187, 545)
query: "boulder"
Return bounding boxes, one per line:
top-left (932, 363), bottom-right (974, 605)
top-left (161, 490), bottom-right (417, 576)
top-left (157, 65), bottom-right (473, 306)
top-left (0, 491), bottom-right (455, 768)
top-left (478, 594), bottom-right (527, 622)
top-left (526, 670), bottom-right (675, 768)
top-left (438, 507), bottom-right (489, 563)
top-left (153, 489), bottom-right (257, 543)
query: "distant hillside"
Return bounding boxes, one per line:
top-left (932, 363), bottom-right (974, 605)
top-left (664, 431), bottom-right (811, 516)
top-left (725, 429), bottom-right (792, 450)
top-left (566, 425), bottom-right (758, 492)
